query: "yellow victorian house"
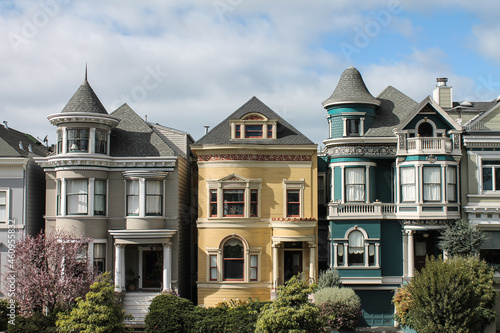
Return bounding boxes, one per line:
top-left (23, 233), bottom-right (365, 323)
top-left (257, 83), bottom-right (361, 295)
top-left (191, 97), bottom-right (317, 306)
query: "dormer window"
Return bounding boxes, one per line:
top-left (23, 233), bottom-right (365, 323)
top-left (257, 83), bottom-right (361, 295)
top-left (230, 113), bottom-right (277, 140)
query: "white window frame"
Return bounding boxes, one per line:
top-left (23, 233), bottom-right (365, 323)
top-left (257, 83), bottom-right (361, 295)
top-left (56, 178), bottom-right (108, 217)
top-left (125, 177), bottom-right (165, 218)
top-left (0, 188), bottom-right (10, 223)
top-left (206, 235), bottom-right (261, 283)
top-left (333, 226), bottom-right (380, 269)
top-left (230, 113), bottom-right (278, 140)
top-left (400, 166), bottom-right (416, 203)
top-left (283, 179), bottom-right (305, 218)
top-left (207, 175), bottom-right (261, 219)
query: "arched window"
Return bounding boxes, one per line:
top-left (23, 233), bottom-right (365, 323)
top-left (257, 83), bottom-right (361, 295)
top-left (348, 230), bottom-right (364, 265)
top-left (223, 238), bottom-right (244, 280)
top-left (418, 122), bottom-right (433, 137)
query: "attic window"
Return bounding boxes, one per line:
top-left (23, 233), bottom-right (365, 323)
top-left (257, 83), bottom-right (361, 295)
top-left (230, 113), bottom-right (278, 140)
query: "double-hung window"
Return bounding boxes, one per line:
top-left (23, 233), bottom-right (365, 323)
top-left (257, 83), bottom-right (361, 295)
top-left (223, 238), bottom-right (244, 280)
top-left (93, 243), bottom-right (106, 273)
top-left (223, 190), bottom-right (244, 217)
top-left (446, 167), bottom-right (457, 202)
top-left (0, 189), bottom-right (8, 222)
top-left (423, 167), bottom-right (441, 201)
top-left (286, 190), bottom-right (300, 217)
top-left (401, 167), bottom-right (416, 202)
top-left (67, 179), bottom-right (88, 215)
top-left (345, 167), bottom-right (365, 202)
top-left (482, 161), bottom-right (500, 192)
top-left (126, 178), bottom-right (164, 217)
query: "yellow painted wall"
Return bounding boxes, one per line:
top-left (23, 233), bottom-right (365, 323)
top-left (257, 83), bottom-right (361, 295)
top-left (198, 287), bottom-right (271, 307)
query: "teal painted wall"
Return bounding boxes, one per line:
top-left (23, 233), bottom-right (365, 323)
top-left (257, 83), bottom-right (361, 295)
top-left (327, 105), bottom-right (377, 138)
top-left (404, 114), bottom-right (450, 131)
top-left (330, 116), bottom-right (344, 138)
top-left (334, 166), bottom-right (341, 201)
top-left (339, 269), bottom-right (381, 278)
top-left (369, 166), bottom-right (376, 202)
top-left (330, 220), bottom-right (381, 239)
top-left (380, 220), bottom-right (403, 276)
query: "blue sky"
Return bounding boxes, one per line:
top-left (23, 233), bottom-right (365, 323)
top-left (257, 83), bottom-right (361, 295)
top-left (1, 0), bottom-right (500, 147)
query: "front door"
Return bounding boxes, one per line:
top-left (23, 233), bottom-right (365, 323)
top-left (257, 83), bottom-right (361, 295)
top-left (284, 250), bottom-right (302, 283)
top-left (414, 232), bottom-right (435, 272)
top-left (142, 249), bottom-right (162, 289)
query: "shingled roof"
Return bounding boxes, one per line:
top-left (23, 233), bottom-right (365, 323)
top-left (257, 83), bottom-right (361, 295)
top-left (110, 104), bottom-right (176, 157)
top-left (322, 67), bottom-right (381, 108)
top-left (60, 79), bottom-right (108, 114)
top-left (194, 97), bottom-right (314, 146)
top-left (365, 86), bottom-right (418, 137)
top-left (0, 125), bottom-right (50, 157)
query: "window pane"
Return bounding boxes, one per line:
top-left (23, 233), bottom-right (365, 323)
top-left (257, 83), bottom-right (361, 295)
top-left (483, 168), bottom-right (492, 191)
top-left (127, 180), bottom-right (139, 215)
top-left (423, 167), bottom-right (441, 201)
top-left (67, 179), bottom-right (88, 214)
top-left (245, 125), bottom-right (263, 138)
top-left (224, 239), bottom-right (243, 258)
top-left (496, 168), bottom-right (500, 191)
top-left (223, 260), bottom-right (244, 279)
top-left (348, 230), bottom-right (364, 254)
top-left (250, 189), bottom-right (258, 217)
top-left (146, 181), bottom-right (162, 216)
top-left (346, 168), bottom-right (365, 202)
top-left (94, 180), bottom-right (106, 215)
top-left (210, 190), bottom-right (218, 217)
top-left (287, 190), bottom-right (300, 217)
top-left (210, 268), bottom-right (218, 280)
top-left (68, 129), bottom-right (89, 152)
top-left (223, 190), bottom-right (244, 216)
top-left (94, 243), bottom-right (105, 259)
top-left (0, 191), bottom-right (5, 205)
top-left (223, 239), bottom-right (244, 280)
top-left (0, 206), bottom-right (5, 221)
top-left (95, 130), bottom-right (107, 154)
top-left (447, 167), bottom-right (457, 202)
top-left (401, 167), bottom-right (415, 202)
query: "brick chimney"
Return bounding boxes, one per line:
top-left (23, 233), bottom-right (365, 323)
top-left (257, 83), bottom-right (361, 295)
top-left (433, 78), bottom-right (452, 108)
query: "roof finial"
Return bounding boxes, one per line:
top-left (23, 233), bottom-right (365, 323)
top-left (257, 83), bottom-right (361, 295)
top-left (85, 63), bottom-right (88, 81)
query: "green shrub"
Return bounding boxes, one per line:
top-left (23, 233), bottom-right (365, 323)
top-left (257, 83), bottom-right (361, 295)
top-left (314, 287), bottom-right (361, 331)
top-left (438, 219), bottom-right (485, 257)
top-left (193, 299), bottom-right (269, 333)
top-left (0, 299), bottom-right (9, 331)
top-left (145, 293), bottom-right (197, 333)
top-left (317, 268), bottom-right (342, 289)
top-left (8, 311), bottom-right (58, 333)
top-left (255, 274), bottom-right (322, 333)
top-left (392, 284), bottom-right (412, 329)
top-left (56, 272), bottom-right (130, 333)
top-left (406, 256), bottom-right (496, 333)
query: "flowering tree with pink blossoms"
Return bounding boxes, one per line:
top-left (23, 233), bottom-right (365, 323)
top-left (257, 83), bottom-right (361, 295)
top-left (3, 230), bottom-right (98, 316)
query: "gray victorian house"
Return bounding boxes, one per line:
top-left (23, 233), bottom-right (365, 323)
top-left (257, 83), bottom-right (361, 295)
top-left (35, 75), bottom-right (195, 323)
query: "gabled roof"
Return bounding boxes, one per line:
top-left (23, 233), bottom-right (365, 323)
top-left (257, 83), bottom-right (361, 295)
top-left (194, 97), bottom-right (314, 146)
top-left (322, 67), bottom-right (381, 108)
top-left (464, 100), bottom-right (500, 128)
top-left (365, 86), bottom-right (418, 137)
top-left (110, 104), bottom-right (176, 157)
top-left (0, 125), bottom-right (50, 157)
top-left (60, 79), bottom-right (108, 114)
top-left (396, 96), bottom-right (462, 132)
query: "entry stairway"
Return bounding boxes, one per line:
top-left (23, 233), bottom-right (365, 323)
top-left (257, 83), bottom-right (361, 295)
top-left (123, 291), bottom-right (159, 329)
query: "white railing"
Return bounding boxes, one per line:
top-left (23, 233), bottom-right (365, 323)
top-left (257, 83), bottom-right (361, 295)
top-left (402, 137), bottom-right (452, 154)
top-left (328, 202), bottom-right (396, 218)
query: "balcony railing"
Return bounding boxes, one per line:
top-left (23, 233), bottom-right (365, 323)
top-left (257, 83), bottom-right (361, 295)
top-left (404, 137), bottom-right (452, 154)
top-left (328, 202), bottom-right (460, 220)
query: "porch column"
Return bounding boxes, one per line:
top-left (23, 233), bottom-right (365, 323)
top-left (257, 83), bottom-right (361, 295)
top-left (163, 241), bottom-right (172, 291)
top-left (406, 230), bottom-right (415, 277)
top-left (308, 242), bottom-right (316, 282)
top-left (272, 241), bottom-right (280, 289)
top-left (114, 243), bottom-right (125, 291)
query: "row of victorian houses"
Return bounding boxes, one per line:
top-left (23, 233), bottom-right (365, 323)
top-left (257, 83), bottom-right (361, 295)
top-left (1, 67), bottom-right (499, 328)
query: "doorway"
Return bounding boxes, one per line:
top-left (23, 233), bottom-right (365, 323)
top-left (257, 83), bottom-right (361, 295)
top-left (141, 249), bottom-right (162, 289)
top-left (414, 232), bottom-right (436, 272)
top-left (284, 250), bottom-right (303, 283)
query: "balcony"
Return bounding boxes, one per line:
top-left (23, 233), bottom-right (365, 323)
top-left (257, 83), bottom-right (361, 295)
top-left (399, 137), bottom-right (452, 155)
top-left (328, 201), bottom-right (460, 220)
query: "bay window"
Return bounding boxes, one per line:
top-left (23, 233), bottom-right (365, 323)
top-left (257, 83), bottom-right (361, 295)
top-left (57, 179), bottom-right (106, 216)
top-left (423, 167), bottom-right (441, 202)
top-left (208, 175), bottom-right (261, 218)
top-left (345, 167), bottom-right (365, 202)
top-left (401, 167), bottom-right (416, 202)
top-left (126, 178), bottom-right (164, 217)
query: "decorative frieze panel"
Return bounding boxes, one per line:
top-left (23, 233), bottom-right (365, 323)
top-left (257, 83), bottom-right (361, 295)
top-left (399, 219), bottom-right (457, 226)
top-left (326, 144), bottom-right (396, 157)
top-left (198, 154), bottom-right (312, 162)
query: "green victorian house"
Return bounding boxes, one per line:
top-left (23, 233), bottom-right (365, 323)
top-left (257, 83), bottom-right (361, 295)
top-left (321, 68), bottom-right (463, 327)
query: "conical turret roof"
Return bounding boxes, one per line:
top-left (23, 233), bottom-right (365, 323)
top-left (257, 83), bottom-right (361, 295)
top-left (322, 67), bottom-right (380, 108)
top-left (60, 78), bottom-right (108, 114)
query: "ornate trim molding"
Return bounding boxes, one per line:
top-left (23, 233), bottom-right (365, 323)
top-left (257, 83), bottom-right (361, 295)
top-left (198, 154), bottom-right (312, 162)
top-left (326, 144), bottom-right (396, 157)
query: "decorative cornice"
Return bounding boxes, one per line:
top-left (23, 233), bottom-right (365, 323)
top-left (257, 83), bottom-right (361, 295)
top-left (198, 154), bottom-right (312, 162)
top-left (47, 113), bottom-right (120, 128)
top-left (399, 219), bottom-right (456, 226)
top-left (35, 155), bottom-right (177, 170)
top-left (326, 144), bottom-right (397, 157)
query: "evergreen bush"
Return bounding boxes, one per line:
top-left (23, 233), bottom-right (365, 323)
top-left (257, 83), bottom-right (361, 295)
top-left (8, 311), bottom-right (58, 333)
top-left (56, 272), bottom-right (130, 333)
top-left (255, 274), bottom-right (322, 333)
top-left (438, 219), bottom-right (485, 257)
top-left (145, 293), bottom-right (197, 333)
top-left (317, 268), bottom-right (342, 289)
top-left (404, 256), bottom-right (495, 333)
top-left (314, 287), bottom-right (361, 331)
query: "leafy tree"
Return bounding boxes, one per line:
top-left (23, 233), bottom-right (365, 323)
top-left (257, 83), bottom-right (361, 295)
top-left (405, 256), bottom-right (495, 333)
top-left (255, 274), bottom-right (323, 333)
top-left (2, 230), bottom-right (97, 316)
top-left (438, 219), bottom-right (485, 257)
top-left (56, 272), bottom-right (130, 333)
top-left (317, 268), bottom-right (342, 289)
